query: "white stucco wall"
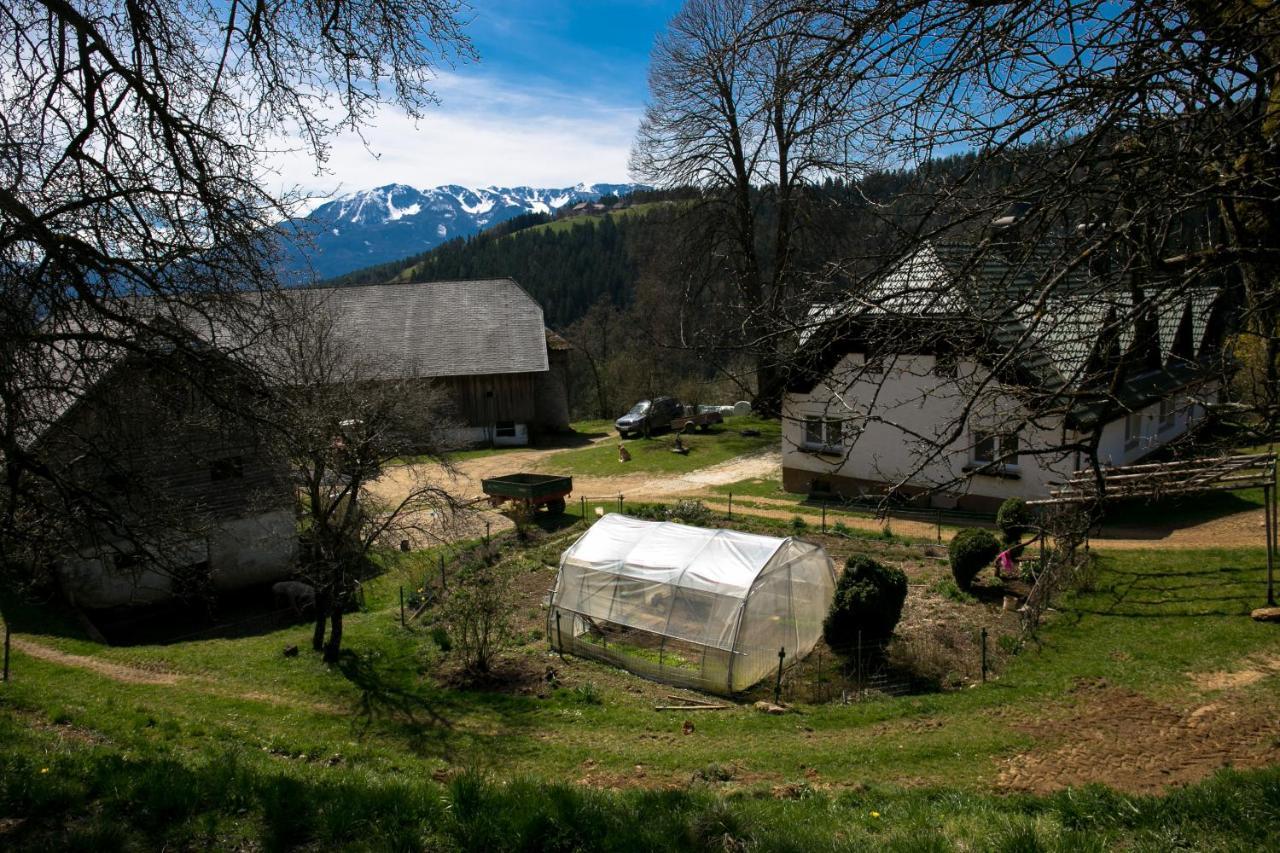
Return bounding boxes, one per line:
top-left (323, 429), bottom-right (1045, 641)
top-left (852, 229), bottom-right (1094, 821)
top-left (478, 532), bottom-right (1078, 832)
top-left (59, 509), bottom-right (297, 609)
top-left (782, 353), bottom-right (1212, 504)
top-left (207, 509), bottom-right (298, 590)
top-left (447, 423), bottom-right (529, 447)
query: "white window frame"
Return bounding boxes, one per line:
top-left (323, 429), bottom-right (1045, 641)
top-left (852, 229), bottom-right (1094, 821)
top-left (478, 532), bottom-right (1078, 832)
top-left (802, 416), bottom-right (849, 453)
top-left (1124, 410), bottom-right (1145, 450)
top-left (971, 429), bottom-right (1020, 472)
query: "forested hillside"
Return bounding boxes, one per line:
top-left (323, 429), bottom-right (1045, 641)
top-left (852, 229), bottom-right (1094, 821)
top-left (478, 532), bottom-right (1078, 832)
top-left (321, 154), bottom-right (1056, 419)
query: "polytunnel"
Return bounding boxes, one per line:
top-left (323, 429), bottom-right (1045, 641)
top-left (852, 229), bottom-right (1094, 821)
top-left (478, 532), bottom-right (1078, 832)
top-left (547, 514), bottom-right (837, 694)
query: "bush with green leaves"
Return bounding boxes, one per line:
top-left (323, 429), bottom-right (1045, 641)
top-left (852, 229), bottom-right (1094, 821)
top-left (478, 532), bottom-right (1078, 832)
top-left (995, 498), bottom-right (1034, 544)
top-left (822, 555), bottom-right (908, 654)
top-left (948, 528), bottom-right (1001, 590)
top-left (440, 558), bottom-right (518, 675)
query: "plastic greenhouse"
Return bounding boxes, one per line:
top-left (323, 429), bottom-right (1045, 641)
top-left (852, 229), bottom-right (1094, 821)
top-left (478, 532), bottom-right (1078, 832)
top-left (547, 514), bottom-right (837, 694)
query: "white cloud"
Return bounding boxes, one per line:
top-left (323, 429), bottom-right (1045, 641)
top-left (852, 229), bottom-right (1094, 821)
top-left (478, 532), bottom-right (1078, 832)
top-left (266, 71), bottom-right (642, 204)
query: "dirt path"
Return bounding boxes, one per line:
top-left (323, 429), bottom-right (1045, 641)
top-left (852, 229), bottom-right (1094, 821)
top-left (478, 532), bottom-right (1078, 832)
top-left (374, 441), bottom-right (1270, 550)
top-left (12, 637), bottom-right (181, 685)
top-left (11, 637), bottom-right (341, 713)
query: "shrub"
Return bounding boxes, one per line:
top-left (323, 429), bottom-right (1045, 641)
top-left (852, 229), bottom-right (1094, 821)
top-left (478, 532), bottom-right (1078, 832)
top-left (790, 515), bottom-right (808, 533)
top-left (930, 577), bottom-right (975, 604)
top-left (667, 499), bottom-right (711, 526)
top-left (822, 555), bottom-right (908, 653)
top-left (949, 528), bottom-right (1001, 590)
top-left (441, 558), bottom-right (518, 675)
top-left (996, 498), bottom-right (1034, 544)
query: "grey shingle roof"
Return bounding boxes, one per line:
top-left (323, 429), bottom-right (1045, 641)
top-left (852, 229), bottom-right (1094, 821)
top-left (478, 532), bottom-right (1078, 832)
top-left (303, 278), bottom-right (549, 379)
top-left (791, 240), bottom-right (1227, 428)
top-left (23, 278), bottom-right (551, 447)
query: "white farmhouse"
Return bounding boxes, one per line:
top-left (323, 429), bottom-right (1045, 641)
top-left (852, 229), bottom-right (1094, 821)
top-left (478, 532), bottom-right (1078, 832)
top-left (781, 242), bottom-right (1228, 512)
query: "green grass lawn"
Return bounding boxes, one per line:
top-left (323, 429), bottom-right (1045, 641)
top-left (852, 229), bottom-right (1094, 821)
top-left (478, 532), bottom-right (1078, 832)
top-left (3, 539), bottom-right (1279, 849)
top-left (511, 202), bottom-right (670, 238)
top-left (538, 416), bottom-right (780, 477)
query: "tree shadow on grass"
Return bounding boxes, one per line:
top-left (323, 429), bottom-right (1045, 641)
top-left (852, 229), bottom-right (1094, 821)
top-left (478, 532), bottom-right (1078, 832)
top-left (335, 646), bottom-right (540, 764)
top-left (1071, 563), bottom-right (1266, 618)
top-left (1095, 492), bottom-right (1263, 540)
top-left (337, 648), bottom-right (453, 739)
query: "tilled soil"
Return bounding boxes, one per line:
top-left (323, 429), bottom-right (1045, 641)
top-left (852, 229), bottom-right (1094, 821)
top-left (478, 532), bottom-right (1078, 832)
top-left (996, 677), bottom-right (1280, 795)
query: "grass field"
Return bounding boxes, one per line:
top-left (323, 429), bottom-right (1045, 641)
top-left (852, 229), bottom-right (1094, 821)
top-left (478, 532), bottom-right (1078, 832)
top-left (538, 417), bottom-right (780, 477)
top-left (2, 521), bottom-right (1279, 848)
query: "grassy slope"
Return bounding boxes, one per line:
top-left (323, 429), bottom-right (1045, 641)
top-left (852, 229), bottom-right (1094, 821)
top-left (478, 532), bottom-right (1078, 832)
top-left (538, 417), bottom-right (780, 477)
top-left (2, 539), bottom-right (1279, 848)
top-left (389, 204), bottom-right (668, 283)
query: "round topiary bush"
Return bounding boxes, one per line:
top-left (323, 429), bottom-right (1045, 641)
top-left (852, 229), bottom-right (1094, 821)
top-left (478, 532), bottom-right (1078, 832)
top-left (822, 555), bottom-right (908, 654)
top-left (996, 497), bottom-right (1034, 544)
top-left (948, 528), bottom-right (1001, 590)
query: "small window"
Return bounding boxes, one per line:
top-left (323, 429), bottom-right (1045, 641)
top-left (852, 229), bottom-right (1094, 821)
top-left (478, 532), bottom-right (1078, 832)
top-left (1158, 398), bottom-right (1175, 431)
top-left (935, 353), bottom-right (957, 378)
top-left (495, 421), bottom-right (517, 438)
top-left (802, 417), bottom-right (848, 452)
top-left (972, 430), bottom-right (1019, 468)
top-left (1124, 411), bottom-right (1144, 449)
top-left (113, 552), bottom-right (142, 571)
top-left (972, 431), bottom-right (996, 465)
top-left (804, 416), bottom-right (824, 447)
top-left (210, 456), bottom-right (244, 482)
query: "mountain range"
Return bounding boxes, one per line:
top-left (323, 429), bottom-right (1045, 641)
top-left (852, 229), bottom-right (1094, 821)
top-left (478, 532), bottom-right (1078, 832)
top-left (278, 182), bottom-right (642, 281)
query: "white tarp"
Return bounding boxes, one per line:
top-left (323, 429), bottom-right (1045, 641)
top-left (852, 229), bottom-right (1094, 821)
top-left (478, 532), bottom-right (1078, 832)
top-left (551, 514), bottom-right (837, 692)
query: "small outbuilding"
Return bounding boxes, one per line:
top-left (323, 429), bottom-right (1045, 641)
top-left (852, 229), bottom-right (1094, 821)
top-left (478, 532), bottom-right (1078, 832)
top-left (548, 514), bottom-right (837, 694)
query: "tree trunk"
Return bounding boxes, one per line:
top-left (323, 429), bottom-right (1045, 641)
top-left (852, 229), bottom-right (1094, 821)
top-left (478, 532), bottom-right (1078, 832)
top-left (753, 359), bottom-right (784, 417)
top-left (323, 608), bottom-right (343, 663)
top-left (312, 592), bottom-right (328, 651)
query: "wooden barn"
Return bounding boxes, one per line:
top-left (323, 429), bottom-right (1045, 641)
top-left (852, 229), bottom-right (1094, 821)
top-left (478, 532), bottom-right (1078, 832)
top-left (29, 277), bottom-right (569, 611)
top-left (308, 278), bottom-right (570, 446)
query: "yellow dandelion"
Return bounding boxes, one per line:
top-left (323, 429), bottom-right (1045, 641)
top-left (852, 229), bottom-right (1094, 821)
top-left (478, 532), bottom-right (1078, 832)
top-left (40, 767), bottom-right (49, 774)
top-left (870, 811), bottom-right (880, 818)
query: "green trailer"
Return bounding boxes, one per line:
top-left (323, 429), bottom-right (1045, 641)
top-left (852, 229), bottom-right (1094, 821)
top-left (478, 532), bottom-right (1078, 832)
top-left (480, 473), bottom-right (573, 514)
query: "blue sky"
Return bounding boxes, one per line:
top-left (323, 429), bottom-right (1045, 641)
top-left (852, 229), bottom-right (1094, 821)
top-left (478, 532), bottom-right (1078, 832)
top-left (274, 1), bottom-right (682, 198)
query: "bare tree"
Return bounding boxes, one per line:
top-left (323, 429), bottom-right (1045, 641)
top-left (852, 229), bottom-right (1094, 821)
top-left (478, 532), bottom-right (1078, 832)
top-left (257, 294), bottom-right (468, 663)
top-left (778, 0), bottom-right (1280, 434)
top-left (630, 0), bottom-right (878, 413)
top-left (1, 1), bottom-right (472, 597)
top-left (637, 0), bottom-right (1278, 517)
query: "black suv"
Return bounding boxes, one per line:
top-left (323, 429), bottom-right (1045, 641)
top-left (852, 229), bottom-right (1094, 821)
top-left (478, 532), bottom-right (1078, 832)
top-left (615, 397), bottom-right (682, 437)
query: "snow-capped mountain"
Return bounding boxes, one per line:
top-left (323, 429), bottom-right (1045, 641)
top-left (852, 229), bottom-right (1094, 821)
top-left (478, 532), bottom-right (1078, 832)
top-left (279, 182), bottom-right (643, 281)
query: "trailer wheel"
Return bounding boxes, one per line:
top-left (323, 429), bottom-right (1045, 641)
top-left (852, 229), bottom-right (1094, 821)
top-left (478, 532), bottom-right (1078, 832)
top-left (545, 497), bottom-right (566, 515)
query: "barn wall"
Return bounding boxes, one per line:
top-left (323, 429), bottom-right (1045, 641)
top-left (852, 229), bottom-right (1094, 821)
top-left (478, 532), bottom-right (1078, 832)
top-left (440, 372), bottom-right (539, 424)
top-left (534, 348), bottom-right (571, 431)
top-left (44, 360), bottom-right (298, 609)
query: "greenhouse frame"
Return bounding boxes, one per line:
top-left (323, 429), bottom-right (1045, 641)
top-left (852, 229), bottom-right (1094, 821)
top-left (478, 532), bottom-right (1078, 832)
top-left (547, 514), bottom-right (837, 694)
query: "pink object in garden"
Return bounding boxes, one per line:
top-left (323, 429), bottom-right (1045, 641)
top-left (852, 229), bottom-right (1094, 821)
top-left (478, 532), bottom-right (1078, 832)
top-left (996, 549), bottom-right (1018, 579)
